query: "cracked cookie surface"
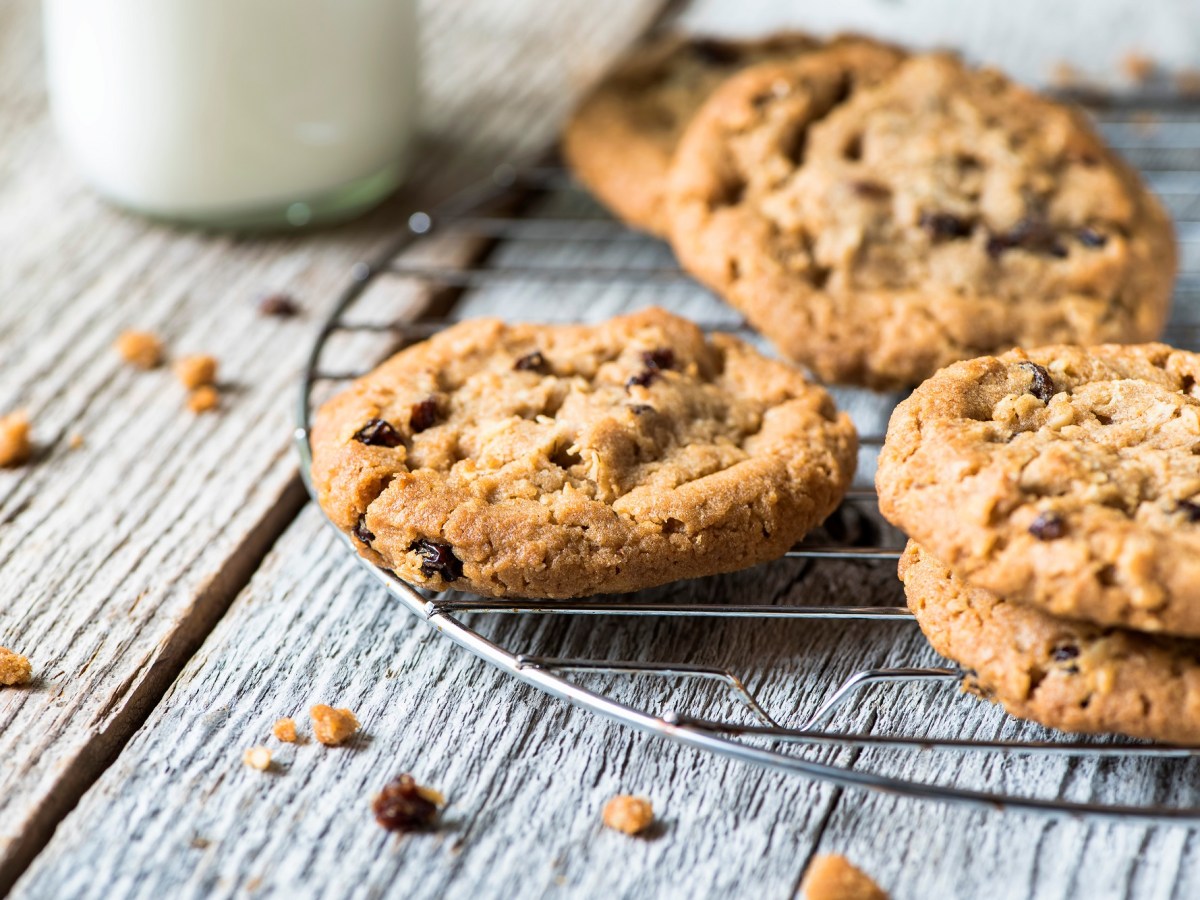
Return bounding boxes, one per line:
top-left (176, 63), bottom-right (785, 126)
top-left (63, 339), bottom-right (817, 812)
top-left (878, 344), bottom-right (1200, 635)
top-left (667, 50), bottom-right (1175, 389)
top-left (561, 31), bottom-right (824, 236)
top-left (311, 308), bottom-right (857, 598)
top-left (902, 541), bottom-right (1200, 744)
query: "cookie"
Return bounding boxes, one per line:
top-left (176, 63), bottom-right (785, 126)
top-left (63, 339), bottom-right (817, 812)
top-left (561, 32), bottom-right (823, 236)
top-left (667, 50), bottom-right (1176, 389)
top-left (311, 308), bottom-right (857, 599)
top-left (878, 343), bottom-right (1200, 636)
top-left (902, 541), bottom-right (1200, 744)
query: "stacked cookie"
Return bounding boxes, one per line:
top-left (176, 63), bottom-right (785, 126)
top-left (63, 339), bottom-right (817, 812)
top-left (564, 34), bottom-right (1177, 389)
top-left (877, 346), bottom-right (1200, 744)
top-left (312, 309), bottom-right (857, 599)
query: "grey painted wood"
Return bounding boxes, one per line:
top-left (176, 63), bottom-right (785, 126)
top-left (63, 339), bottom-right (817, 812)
top-left (20, 159), bottom-right (1200, 899)
top-left (9, 1), bottom-right (1200, 898)
top-left (0, 0), bottom-right (662, 892)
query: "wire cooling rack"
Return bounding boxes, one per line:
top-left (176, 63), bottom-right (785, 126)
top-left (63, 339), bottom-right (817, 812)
top-left (297, 97), bottom-right (1200, 823)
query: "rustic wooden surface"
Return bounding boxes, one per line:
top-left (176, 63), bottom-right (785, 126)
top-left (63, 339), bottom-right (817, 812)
top-left (5, 1), bottom-right (1200, 899)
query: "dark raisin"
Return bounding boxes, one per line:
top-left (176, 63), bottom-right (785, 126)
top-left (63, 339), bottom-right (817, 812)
top-left (852, 180), bottom-right (890, 199)
top-left (987, 217), bottom-right (1066, 258)
top-left (1017, 361), bottom-right (1056, 403)
top-left (409, 397), bottom-right (439, 433)
top-left (1029, 511), bottom-right (1066, 541)
top-left (372, 774), bottom-right (438, 833)
top-left (626, 370), bottom-right (659, 390)
top-left (1076, 227), bottom-right (1108, 248)
top-left (919, 211), bottom-right (972, 241)
top-left (689, 38), bottom-right (741, 66)
top-left (641, 348), bottom-right (675, 371)
top-left (1178, 499), bottom-right (1200, 522)
top-left (1051, 644), bottom-right (1080, 661)
top-left (628, 404), bottom-right (656, 416)
top-left (410, 538), bottom-right (463, 581)
top-left (258, 292), bottom-right (300, 317)
top-left (514, 351), bottom-right (548, 373)
top-left (353, 515), bottom-right (375, 545)
top-left (353, 418), bottom-right (403, 447)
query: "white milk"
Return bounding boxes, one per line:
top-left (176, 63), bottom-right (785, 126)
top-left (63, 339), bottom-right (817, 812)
top-left (43, 0), bottom-right (418, 227)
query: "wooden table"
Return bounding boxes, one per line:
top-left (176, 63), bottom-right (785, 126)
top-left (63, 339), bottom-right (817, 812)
top-left (4, 2), bottom-right (1200, 898)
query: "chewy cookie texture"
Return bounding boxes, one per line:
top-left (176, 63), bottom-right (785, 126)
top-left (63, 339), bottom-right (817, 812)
top-left (902, 542), bottom-right (1200, 745)
top-left (878, 344), bottom-right (1200, 637)
top-left (667, 50), bottom-right (1175, 389)
top-left (311, 308), bottom-right (856, 599)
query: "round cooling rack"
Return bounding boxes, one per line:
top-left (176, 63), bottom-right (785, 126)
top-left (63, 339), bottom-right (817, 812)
top-left (296, 131), bottom-right (1200, 823)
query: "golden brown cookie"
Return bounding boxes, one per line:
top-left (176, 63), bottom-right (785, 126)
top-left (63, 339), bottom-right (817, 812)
top-left (902, 541), bottom-right (1200, 744)
top-left (311, 308), bottom-right (857, 598)
top-left (878, 344), bottom-right (1200, 636)
top-left (561, 32), bottom-right (823, 236)
top-left (668, 50), bottom-right (1176, 389)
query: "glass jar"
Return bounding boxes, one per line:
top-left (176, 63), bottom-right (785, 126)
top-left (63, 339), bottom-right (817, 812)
top-left (42, 0), bottom-right (418, 229)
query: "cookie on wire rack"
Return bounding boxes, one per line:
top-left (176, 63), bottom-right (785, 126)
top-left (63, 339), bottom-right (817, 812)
top-left (902, 541), bottom-right (1200, 745)
top-left (667, 48), bottom-right (1176, 389)
top-left (878, 343), bottom-right (1200, 637)
top-left (561, 31), bottom-right (827, 236)
top-left (311, 308), bottom-right (857, 599)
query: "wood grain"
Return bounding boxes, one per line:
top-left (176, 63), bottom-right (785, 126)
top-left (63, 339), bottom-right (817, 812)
top-left (0, 0), bottom-right (662, 892)
top-left (9, 1), bottom-right (1200, 898)
top-left (23, 168), bottom-right (1200, 900)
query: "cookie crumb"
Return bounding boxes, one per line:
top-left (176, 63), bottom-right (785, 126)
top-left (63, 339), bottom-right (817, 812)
top-left (187, 385), bottom-right (220, 414)
top-left (243, 746), bottom-right (272, 771)
top-left (272, 717), bottom-right (298, 743)
top-left (0, 412), bottom-right (32, 467)
top-left (0, 647), bottom-right (31, 686)
top-left (1121, 51), bottom-right (1155, 84)
top-left (258, 293), bottom-right (301, 318)
top-left (372, 773), bottom-right (441, 832)
top-left (175, 354), bottom-right (218, 390)
top-left (1049, 61), bottom-right (1081, 88)
top-left (1176, 69), bottom-right (1200, 97)
top-left (800, 855), bottom-right (888, 900)
top-left (68, 433), bottom-right (84, 450)
top-left (115, 330), bottom-right (164, 369)
top-left (310, 704), bottom-right (360, 745)
top-left (602, 795), bottom-right (654, 835)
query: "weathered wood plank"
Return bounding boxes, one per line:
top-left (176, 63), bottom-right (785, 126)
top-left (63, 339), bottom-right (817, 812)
top-left (0, 0), bottom-right (663, 892)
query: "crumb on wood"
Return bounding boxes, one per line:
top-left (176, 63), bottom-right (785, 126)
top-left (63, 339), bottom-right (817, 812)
top-left (602, 795), bottom-right (654, 835)
top-left (800, 854), bottom-right (889, 900)
top-left (1050, 60), bottom-right (1081, 88)
top-left (0, 412), bottom-right (31, 467)
top-left (243, 746), bottom-right (272, 771)
top-left (272, 717), bottom-right (298, 742)
top-left (187, 385), bottom-right (220, 414)
top-left (1177, 68), bottom-right (1200, 97)
top-left (175, 354), bottom-right (218, 390)
top-left (0, 647), bottom-right (32, 686)
top-left (115, 330), bottom-right (164, 369)
top-left (372, 773), bottom-right (442, 833)
top-left (68, 433), bottom-right (84, 450)
top-left (310, 704), bottom-right (360, 745)
top-left (258, 292), bottom-right (301, 318)
top-left (1121, 51), bottom-right (1156, 84)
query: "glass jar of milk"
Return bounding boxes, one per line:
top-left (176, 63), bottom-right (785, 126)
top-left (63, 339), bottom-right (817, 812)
top-left (42, 0), bottom-right (418, 228)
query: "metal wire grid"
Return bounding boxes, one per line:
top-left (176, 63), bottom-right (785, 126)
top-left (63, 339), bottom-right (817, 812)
top-left (297, 100), bottom-right (1200, 823)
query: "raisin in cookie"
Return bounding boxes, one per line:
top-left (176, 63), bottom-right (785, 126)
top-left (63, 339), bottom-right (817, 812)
top-left (311, 308), bottom-right (856, 599)
top-left (668, 50), bottom-right (1176, 389)
top-left (878, 344), bottom-right (1200, 636)
top-left (561, 32), bottom-right (825, 236)
top-left (902, 541), bottom-right (1200, 744)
